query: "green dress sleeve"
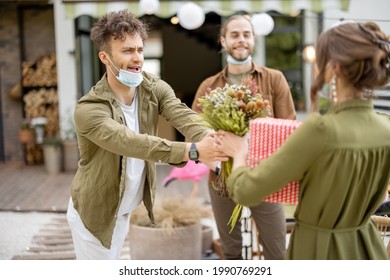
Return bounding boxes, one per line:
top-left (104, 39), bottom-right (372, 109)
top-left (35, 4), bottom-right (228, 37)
top-left (227, 114), bottom-right (328, 206)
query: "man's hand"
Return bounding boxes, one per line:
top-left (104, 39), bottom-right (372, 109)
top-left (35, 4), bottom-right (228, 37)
top-left (185, 132), bottom-right (229, 163)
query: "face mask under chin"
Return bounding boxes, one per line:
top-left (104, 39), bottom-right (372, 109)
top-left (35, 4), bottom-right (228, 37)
top-left (106, 56), bottom-right (143, 88)
top-left (227, 55), bottom-right (252, 65)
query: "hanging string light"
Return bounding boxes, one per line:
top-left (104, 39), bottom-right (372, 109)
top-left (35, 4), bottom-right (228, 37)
top-left (302, 45), bottom-right (316, 64)
top-left (170, 16), bottom-right (179, 25)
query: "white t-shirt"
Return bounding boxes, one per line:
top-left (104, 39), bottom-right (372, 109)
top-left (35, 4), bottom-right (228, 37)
top-left (117, 92), bottom-right (146, 216)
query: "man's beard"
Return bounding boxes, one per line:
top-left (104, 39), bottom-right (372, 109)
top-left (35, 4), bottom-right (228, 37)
top-left (227, 48), bottom-right (252, 62)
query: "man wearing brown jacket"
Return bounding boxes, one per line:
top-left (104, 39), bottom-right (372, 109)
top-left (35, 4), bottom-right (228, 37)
top-left (192, 14), bottom-right (296, 259)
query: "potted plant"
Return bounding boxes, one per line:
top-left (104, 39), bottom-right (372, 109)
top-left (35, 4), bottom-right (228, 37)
top-left (42, 137), bottom-right (63, 174)
top-left (18, 118), bottom-right (35, 144)
top-left (129, 197), bottom-right (212, 260)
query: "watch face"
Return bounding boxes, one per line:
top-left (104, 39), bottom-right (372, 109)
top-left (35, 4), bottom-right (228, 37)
top-left (189, 151), bottom-right (198, 159)
top-left (189, 143), bottom-right (199, 161)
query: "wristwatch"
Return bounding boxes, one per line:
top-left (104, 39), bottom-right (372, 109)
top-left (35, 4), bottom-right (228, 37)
top-left (189, 143), bottom-right (199, 163)
top-left (215, 161), bottom-right (221, 176)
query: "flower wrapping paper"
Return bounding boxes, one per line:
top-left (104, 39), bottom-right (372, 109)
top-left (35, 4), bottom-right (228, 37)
top-left (247, 117), bottom-right (302, 204)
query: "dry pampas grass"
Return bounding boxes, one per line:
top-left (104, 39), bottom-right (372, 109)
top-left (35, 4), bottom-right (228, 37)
top-left (131, 198), bottom-right (212, 231)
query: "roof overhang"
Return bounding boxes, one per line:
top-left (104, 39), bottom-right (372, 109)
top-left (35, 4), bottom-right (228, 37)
top-left (61, 0), bottom-right (350, 19)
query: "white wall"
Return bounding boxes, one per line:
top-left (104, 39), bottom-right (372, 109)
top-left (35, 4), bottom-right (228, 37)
top-left (303, 10), bottom-right (320, 112)
top-left (53, 0), bottom-right (78, 139)
top-left (323, 0), bottom-right (390, 34)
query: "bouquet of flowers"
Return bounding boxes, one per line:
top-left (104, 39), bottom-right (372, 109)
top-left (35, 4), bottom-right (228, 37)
top-left (197, 79), bottom-right (271, 232)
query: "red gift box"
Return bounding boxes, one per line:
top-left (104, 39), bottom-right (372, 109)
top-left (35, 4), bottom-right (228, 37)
top-left (247, 117), bottom-right (302, 204)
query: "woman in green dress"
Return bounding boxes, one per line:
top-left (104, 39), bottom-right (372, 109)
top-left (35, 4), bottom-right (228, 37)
top-left (217, 21), bottom-right (390, 259)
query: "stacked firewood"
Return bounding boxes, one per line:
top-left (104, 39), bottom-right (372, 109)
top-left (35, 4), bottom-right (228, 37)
top-left (21, 54), bottom-right (58, 164)
top-left (25, 143), bottom-right (43, 165)
top-left (23, 88), bottom-right (58, 137)
top-left (22, 54), bottom-right (57, 87)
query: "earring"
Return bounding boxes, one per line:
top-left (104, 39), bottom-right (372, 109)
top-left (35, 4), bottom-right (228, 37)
top-left (330, 75), bottom-right (337, 103)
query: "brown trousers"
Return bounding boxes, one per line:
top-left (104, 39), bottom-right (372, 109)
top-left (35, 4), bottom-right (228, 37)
top-left (209, 187), bottom-right (286, 259)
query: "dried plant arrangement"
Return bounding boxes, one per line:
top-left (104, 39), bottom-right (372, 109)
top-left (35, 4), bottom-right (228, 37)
top-left (130, 198), bottom-right (212, 232)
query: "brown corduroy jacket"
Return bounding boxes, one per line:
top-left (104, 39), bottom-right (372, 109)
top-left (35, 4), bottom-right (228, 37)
top-left (192, 63), bottom-right (296, 184)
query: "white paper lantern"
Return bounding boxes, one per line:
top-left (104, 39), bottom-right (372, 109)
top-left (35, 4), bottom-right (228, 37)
top-left (139, 0), bottom-right (160, 15)
top-left (251, 13), bottom-right (275, 36)
top-left (177, 2), bottom-right (205, 30)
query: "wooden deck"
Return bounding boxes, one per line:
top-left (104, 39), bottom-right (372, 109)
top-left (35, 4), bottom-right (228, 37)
top-left (0, 162), bottom-right (134, 260)
top-left (0, 162), bottom-right (208, 213)
top-left (0, 162), bottom-right (73, 213)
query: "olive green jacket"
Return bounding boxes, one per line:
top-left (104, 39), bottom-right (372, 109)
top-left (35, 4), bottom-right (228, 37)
top-left (71, 72), bottom-right (208, 249)
top-left (228, 99), bottom-right (390, 259)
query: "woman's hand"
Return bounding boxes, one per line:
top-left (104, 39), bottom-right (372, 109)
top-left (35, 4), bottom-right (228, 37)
top-left (217, 130), bottom-right (248, 171)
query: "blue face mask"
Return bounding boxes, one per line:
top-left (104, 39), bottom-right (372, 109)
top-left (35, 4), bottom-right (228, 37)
top-left (106, 56), bottom-right (143, 88)
top-left (227, 55), bottom-right (252, 65)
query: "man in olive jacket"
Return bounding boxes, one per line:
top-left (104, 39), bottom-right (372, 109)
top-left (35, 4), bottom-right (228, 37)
top-left (66, 9), bottom-right (227, 259)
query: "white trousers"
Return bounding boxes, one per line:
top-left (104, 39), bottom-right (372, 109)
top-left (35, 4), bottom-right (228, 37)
top-left (66, 198), bottom-right (130, 260)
